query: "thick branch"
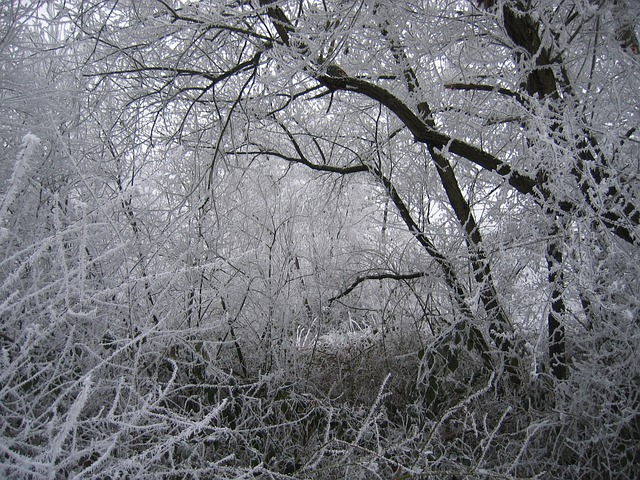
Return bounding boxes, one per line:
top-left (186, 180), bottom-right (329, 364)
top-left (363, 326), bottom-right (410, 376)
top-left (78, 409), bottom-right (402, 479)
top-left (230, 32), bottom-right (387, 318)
top-left (329, 272), bottom-right (428, 303)
top-left (444, 82), bottom-right (526, 104)
top-left (319, 74), bottom-right (540, 196)
top-left (242, 149), bottom-right (368, 175)
top-left (260, 0), bottom-right (295, 45)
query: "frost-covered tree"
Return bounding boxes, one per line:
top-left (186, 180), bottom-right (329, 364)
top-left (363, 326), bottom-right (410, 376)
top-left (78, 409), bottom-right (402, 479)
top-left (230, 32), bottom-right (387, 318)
top-left (1, 0), bottom-right (639, 478)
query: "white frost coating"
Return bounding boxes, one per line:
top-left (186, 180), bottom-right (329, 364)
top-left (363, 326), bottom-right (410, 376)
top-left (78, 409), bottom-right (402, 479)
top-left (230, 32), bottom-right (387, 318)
top-left (42, 375), bottom-right (93, 478)
top-left (0, 133), bottom-right (41, 227)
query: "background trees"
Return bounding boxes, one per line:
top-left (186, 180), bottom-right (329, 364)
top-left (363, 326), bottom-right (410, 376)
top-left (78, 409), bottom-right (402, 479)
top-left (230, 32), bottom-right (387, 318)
top-left (1, 0), bottom-right (639, 478)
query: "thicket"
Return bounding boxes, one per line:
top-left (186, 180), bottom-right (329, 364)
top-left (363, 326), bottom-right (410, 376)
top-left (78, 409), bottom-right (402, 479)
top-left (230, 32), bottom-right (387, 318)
top-left (1, 1), bottom-right (639, 478)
